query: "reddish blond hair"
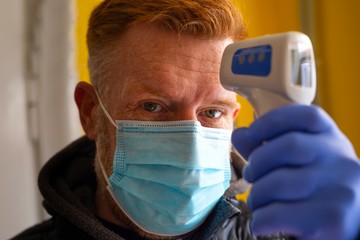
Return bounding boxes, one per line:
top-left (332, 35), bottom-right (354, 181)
top-left (87, 0), bottom-right (247, 91)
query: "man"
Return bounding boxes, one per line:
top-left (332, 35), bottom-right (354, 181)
top-left (12, 0), bottom-right (360, 239)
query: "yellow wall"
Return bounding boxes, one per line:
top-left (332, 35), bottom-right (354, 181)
top-left (75, 0), bottom-right (102, 83)
top-left (235, 0), bottom-right (301, 36)
top-left (314, 0), bottom-right (360, 154)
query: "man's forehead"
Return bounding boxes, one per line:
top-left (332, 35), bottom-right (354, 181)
top-left (104, 23), bottom-right (234, 94)
top-left (113, 23), bottom-right (233, 65)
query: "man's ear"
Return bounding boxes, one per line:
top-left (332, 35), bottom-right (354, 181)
top-left (74, 81), bottom-right (98, 140)
top-left (233, 102), bottom-right (241, 120)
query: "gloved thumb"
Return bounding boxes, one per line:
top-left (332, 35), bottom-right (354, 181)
top-left (231, 127), bottom-right (261, 160)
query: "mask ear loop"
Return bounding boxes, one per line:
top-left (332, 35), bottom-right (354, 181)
top-left (93, 88), bottom-right (116, 186)
top-left (96, 144), bottom-right (127, 221)
top-left (96, 143), bottom-right (112, 187)
top-left (94, 90), bottom-right (118, 129)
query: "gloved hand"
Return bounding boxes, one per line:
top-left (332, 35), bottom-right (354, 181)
top-left (231, 105), bottom-right (360, 240)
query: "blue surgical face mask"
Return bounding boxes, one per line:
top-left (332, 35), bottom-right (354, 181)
top-left (96, 93), bottom-right (232, 236)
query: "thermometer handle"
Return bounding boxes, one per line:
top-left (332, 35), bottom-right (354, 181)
top-left (237, 88), bottom-right (296, 118)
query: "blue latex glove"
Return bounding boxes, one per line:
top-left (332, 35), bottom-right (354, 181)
top-left (232, 105), bottom-right (360, 240)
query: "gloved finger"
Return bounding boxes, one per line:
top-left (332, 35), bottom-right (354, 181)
top-left (250, 185), bottom-right (360, 240)
top-left (250, 158), bottom-right (360, 240)
top-left (250, 201), bottom-right (330, 239)
top-left (231, 127), bottom-right (261, 160)
top-left (247, 105), bottom-right (335, 142)
top-left (231, 105), bottom-right (337, 164)
top-left (247, 165), bottom-right (320, 211)
top-left (244, 131), bottom-right (358, 183)
top-left (245, 131), bottom-right (360, 210)
top-left (243, 132), bottom-right (318, 182)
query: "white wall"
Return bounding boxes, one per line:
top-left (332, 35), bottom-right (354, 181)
top-left (0, 0), bottom-right (40, 238)
top-left (36, 0), bottom-right (80, 166)
top-left (0, 0), bottom-right (80, 238)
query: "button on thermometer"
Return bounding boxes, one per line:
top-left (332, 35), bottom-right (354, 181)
top-left (220, 32), bottom-right (317, 117)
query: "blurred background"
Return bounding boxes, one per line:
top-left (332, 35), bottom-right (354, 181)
top-left (1, 0), bottom-right (359, 238)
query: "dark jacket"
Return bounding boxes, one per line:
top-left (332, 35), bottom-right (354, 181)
top-left (11, 137), bottom-right (290, 240)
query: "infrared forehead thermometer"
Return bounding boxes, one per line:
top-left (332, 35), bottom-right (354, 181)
top-left (220, 32), bottom-right (316, 117)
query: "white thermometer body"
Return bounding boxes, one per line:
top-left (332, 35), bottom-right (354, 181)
top-left (220, 32), bottom-right (316, 117)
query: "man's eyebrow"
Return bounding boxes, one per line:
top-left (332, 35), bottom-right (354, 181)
top-left (210, 99), bottom-right (239, 109)
top-left (130, 84), bottom-right (175, 99)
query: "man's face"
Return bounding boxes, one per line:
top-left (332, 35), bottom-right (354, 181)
top-left (102, 24), bottom-right (239, 130)
top-left (97, 21), bottom-right (240, 191)
top-left (80, 23), bottom-right (240, 238)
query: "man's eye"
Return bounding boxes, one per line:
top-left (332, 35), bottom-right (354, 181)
top-left (143, 102), bottom-right (162, 112)
top-left (204, 109), bottom-right (223, 119)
